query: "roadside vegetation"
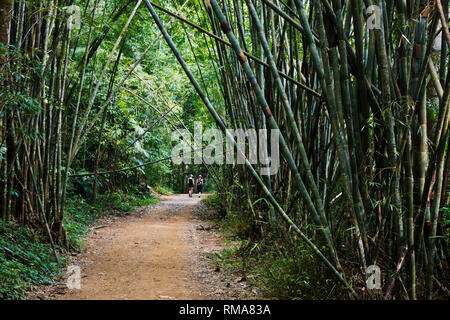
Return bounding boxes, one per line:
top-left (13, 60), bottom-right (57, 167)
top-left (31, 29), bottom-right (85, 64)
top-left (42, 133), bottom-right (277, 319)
top-left (203, 193), bottom-right (346, 300)
top-left (1, 0), bottom-right (449, 300)
top-left (0, 189), bottom-right (160, 300)
top-left (204, 189), bottom-right (449, 300)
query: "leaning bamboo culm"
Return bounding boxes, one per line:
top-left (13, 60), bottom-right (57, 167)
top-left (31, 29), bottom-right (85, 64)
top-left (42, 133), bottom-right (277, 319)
top-left (144, 0), bottom-right (449, 299)
top-left (0, 0), bottom-right (448, 300)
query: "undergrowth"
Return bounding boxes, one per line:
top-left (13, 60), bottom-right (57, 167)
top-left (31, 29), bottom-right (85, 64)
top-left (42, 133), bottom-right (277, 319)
top-left (0, 222), bottom-right (64, 300)
top-left (151, 185), bottom-right (173, 196)
top-left (203, 192), bottom-right (345, 300)
top-left (0, 189), bottom-right (160, 299)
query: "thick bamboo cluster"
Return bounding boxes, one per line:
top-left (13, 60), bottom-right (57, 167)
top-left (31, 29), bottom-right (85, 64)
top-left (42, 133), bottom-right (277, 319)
top-left (0, 0), bottom-right (142, 252)
top-left (0, 0), bottom-right (448, 300)
top-left (145, 0), bottom-right (449, 299)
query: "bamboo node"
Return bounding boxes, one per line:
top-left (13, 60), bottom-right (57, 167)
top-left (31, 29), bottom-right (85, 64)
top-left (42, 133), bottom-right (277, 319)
top-left (220, 21), bottom-right (231, 33)
top-left (264, 107), bottom-right (273, 118)
top-left (238, 51), bottom-right (247, 64)
top-left (413, 43), bottom-right (422, 59)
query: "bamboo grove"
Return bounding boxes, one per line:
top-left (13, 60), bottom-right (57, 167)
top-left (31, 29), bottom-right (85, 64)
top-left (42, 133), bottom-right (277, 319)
top-left (1, 0), bottom-right (449, 299)
top-left (144, 0), bottom-right (450, 299)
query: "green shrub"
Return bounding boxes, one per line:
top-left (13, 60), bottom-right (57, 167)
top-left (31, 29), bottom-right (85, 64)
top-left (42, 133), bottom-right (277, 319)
top-left (253, 242), bottom-right (345, 300)
top-left (0, 222), bottom-right (64, 300)
top-left (201, 192), bottom-right (226, 216)
top-left (63, 195), bottom-right (97, 250)
top-left (152, 185), bottom-right (172, 196)
top-left (222, 211), bottom-right (256, 239)
top-left (211, 237), bottom-right (345, 300)
top-left (205, 200), bottom-right (345, 300)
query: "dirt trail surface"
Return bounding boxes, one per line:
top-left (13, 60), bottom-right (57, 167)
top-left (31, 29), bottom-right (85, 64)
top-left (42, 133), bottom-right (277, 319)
top-left (37, 194), bottom-right (258, 300)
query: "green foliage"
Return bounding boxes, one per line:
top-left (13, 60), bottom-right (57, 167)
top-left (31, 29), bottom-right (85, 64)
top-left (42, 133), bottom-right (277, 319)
top-left (63, 195), bottom-right (97, 250)
top-left (208, 243), bottom-right (244, 274)
top-left (152, 185), bottom-right (173, 196)
top-left (210, 236), bottom-right (345, 300)
top-left (251, 242), bottom-right (345, 300)
top-left (0, 222), bottom-right (64, 300)
top-left (3, 91), bottom-right (41, 114)
top-left (203, 190), bottom-right (261, 237)
top-left (204, 192), bottom-right (344, 299)
top-left (221, 211), bottom-right (255, 239)
top-left (201, 192), bottom-right (226, 216)
top-left (62, 0), bottom-right (220, 198)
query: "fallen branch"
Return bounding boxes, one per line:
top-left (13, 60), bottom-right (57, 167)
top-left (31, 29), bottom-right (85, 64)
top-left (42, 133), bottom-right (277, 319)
top-left (1, 246), bottom-right (31, 265)
top-left (384, 245), bottom-right (408, 300)
top-left (196, 224), bottom-right (220, 231)
top-left (433, 276), bottom-right (450, 298)
top-left (93, 225), bottom-right (108, 230)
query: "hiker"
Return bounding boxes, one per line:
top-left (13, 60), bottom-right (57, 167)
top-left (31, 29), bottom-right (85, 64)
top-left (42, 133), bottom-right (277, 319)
top-left (188, 174), bottom-right (194, 197)
top-left (196, 175), bottom-right (204, 198)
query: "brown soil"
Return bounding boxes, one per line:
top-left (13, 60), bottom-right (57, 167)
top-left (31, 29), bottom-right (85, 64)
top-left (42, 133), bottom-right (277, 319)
top-left (31, 194), bottom-right (259, 300)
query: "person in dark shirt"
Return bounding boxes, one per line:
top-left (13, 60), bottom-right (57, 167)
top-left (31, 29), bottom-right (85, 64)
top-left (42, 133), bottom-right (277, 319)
top-left (188, 174), bottom-right (194, 197)
top-left (196, 175), bottom-right (204, 198)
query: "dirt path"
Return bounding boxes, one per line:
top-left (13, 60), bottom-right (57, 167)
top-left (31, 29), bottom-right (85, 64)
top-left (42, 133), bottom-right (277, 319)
top-left (45, 194), bottom-right (257, 300)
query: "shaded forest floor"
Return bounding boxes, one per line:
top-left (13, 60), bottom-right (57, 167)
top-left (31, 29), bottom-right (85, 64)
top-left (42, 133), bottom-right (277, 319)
top-left (29, 194), bottom-right (260, 300)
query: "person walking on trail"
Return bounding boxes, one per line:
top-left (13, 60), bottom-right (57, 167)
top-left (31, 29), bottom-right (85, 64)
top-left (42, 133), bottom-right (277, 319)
top-left (196, 175), bottom-right (204, 198)
top-left (188, 174), bottom-right (194, 197)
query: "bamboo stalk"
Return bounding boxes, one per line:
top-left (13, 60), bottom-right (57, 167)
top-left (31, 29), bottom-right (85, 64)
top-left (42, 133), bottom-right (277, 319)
top-left (143, 0), bottom-right (358, 298)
